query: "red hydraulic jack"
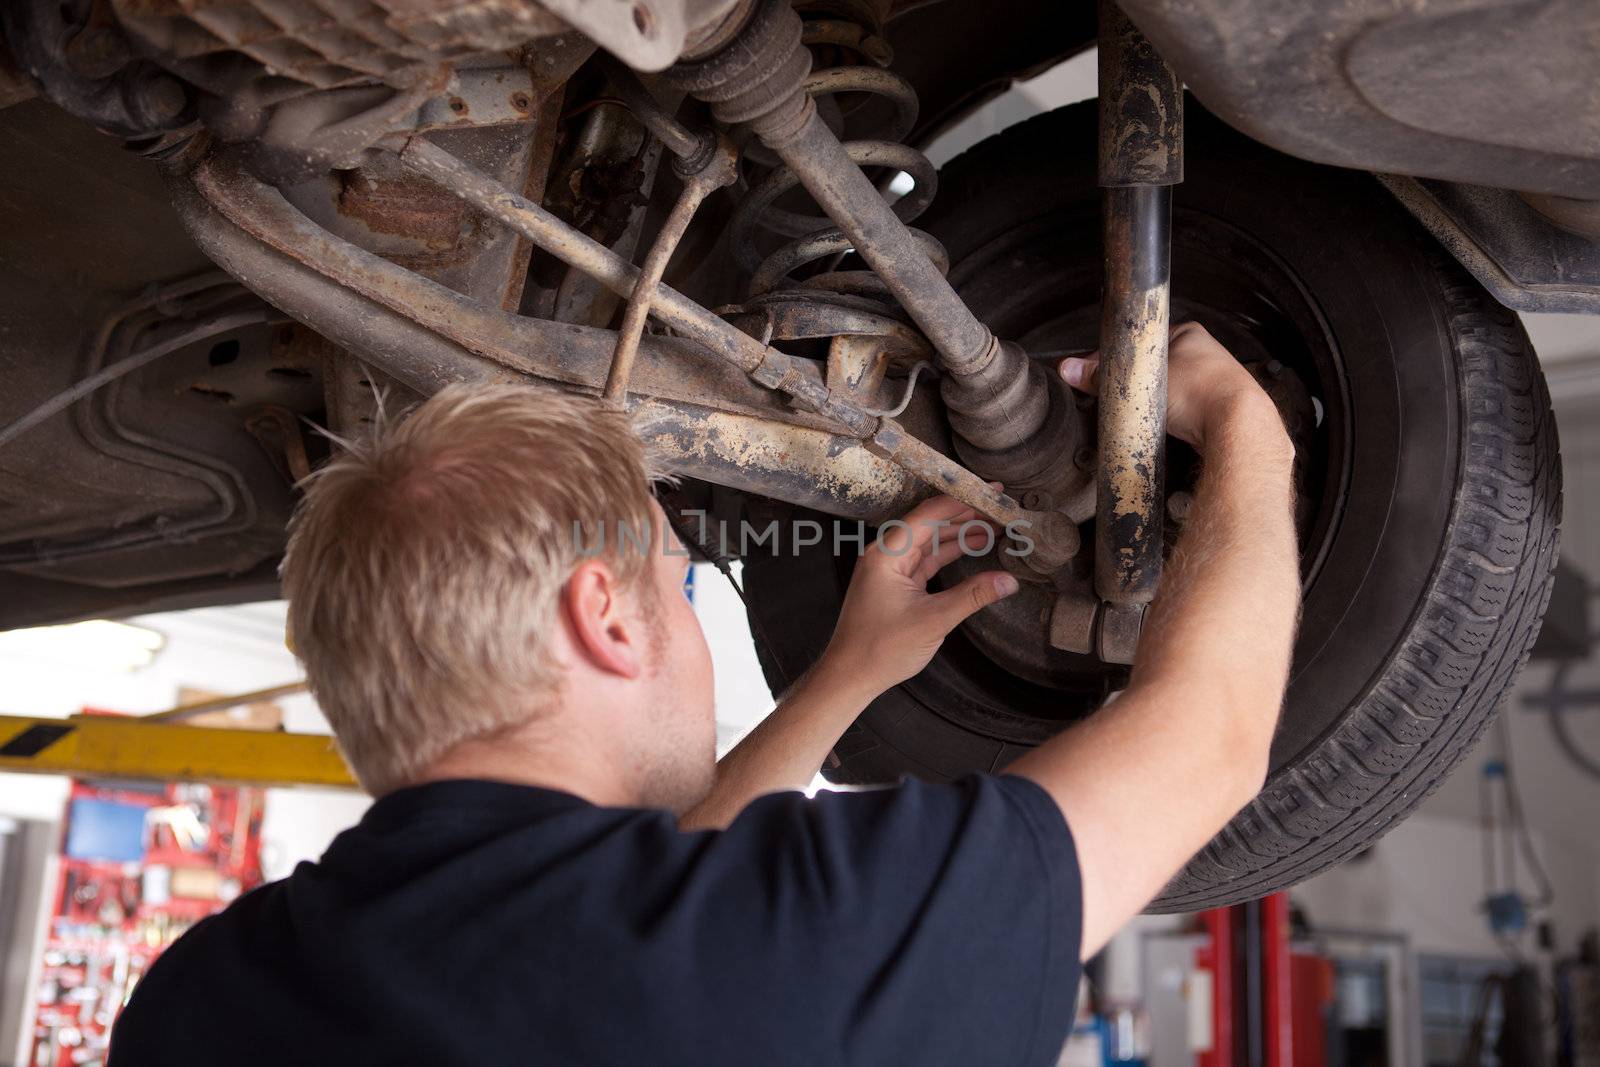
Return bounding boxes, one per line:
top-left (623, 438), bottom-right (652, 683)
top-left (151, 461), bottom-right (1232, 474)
top-left (1194, 894), bottom-right (1333, 1067)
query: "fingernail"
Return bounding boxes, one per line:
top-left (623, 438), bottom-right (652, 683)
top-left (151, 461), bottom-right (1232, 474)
top-left (1061, 358), bottom-right (1085, 386)
top-left (994, 574), bottom-right (1020, 597)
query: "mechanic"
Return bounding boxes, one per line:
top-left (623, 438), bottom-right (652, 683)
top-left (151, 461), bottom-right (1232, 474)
top-left (109, 322), bottom-right (1298, 1066)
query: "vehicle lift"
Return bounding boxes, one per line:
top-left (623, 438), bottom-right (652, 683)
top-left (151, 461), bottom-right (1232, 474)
top-left (0, 684), bottom-right (356, 790)
top-left (1194, 895), bottom-right (1334, 1067)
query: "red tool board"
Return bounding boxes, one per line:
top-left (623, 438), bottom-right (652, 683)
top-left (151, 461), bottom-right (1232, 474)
top-left (27, 773), bottom-right (264, 1067)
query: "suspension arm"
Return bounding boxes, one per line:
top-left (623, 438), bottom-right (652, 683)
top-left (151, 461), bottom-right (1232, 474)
top-left (386, 136), bottom-right (1076, 567)
top-left (174, 155), bottom-right (923, 520)
top-left (179, 141), bottom-right (1074, 565)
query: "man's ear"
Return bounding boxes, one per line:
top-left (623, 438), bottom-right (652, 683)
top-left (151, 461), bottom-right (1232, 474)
top-left (561, 559), bottom-right (647, 680)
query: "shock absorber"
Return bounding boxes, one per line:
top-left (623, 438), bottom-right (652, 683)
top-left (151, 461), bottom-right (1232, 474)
top-left (720, 10), bottom-right (943, 407)
top-left (1093, 0), bottom-right (1183, 661)
top-left (668, 0), bottom-right (1086, 519)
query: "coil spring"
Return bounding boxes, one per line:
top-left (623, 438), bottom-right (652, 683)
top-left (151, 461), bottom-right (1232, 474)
top-left (724, 13), bottom-right (948, 349)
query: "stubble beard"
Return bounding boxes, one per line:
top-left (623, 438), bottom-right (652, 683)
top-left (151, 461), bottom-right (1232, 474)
top-left (633, 611), bottom-right (718, 815)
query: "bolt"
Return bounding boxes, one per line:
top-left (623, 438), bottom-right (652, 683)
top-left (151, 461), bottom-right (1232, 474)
top-left (1074, 447), bottom-right (1096, 471)
top-left (141, 76), bottom-right (188, 124)
top-left (1021, 490), bottom-right (1045, 510)
top-left (1167, 490), bottom-right (1194, 524)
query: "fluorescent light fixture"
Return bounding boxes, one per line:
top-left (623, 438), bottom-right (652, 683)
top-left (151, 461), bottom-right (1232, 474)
top-left (0, 619), bottom-right (166, 672)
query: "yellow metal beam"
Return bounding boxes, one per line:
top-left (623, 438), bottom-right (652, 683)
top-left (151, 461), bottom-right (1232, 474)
top-left (0, 715), bottom-right (359, 790)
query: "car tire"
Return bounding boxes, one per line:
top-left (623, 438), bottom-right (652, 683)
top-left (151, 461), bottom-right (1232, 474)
top-left (740, 100), bottom-right (1562, 910)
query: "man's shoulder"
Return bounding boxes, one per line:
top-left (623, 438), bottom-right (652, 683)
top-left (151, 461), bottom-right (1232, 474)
top-left (136, 876), bottom-right (290, 983)
top-left (110, 881), bottom-right (290, 1063)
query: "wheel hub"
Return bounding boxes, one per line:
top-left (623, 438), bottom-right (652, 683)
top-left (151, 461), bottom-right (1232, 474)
top-left (911, 206), bottom-right (1344, 740)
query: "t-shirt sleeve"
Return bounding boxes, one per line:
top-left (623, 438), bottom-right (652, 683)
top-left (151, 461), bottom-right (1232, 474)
top-left (668, 774), bottom-right (1081, 1066)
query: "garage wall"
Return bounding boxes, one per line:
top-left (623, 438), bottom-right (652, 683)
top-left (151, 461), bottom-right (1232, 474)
top-left (1293, 809), bottom-right (1600, 958)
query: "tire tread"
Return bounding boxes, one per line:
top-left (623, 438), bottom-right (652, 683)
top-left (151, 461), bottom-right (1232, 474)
top-left (1153, 267), bottom-right (1561, 909)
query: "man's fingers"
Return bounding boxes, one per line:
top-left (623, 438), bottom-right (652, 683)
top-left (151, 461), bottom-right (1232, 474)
top-left (930, 571), bottom-right (1020, 628)
top-left (913, 532), bottom-right (970, 583)
top-left (880, 499), bottom-right (983, 567)
top-left (901, 493), bottom-right (977, 527)
top-left (1060, 355), bottom-right (1100, 396)
top-left (912, 518), bottom-right (1001, 583)
top-left (892, 496), bottom-right (981, 552)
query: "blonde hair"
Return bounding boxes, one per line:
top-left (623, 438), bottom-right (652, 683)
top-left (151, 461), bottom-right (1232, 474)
top-left (281, 383), bottom-right (661, 794)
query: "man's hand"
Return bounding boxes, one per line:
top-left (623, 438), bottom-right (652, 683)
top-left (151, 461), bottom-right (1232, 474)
top-left (680, 495), bottom-right (1020, 831)
top-left (1060, 321), bottom-right (1284, 456)
top-left (1015, 320), bottom-right (1299, 958)
top-left (823, 494), bottom-right (1020, 694)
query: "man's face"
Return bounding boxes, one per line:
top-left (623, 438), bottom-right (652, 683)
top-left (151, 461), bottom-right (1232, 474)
top-left (630, 503), bottom-right (717, 813)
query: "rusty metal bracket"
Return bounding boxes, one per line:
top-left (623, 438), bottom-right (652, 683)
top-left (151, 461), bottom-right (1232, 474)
top-left (409, 66), bottom-right (543, 134)
top-left (1093, 0), bottom-right (1183, 656)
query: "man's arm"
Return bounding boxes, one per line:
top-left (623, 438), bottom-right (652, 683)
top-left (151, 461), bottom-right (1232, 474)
top-left (1008, 322), bottom-right (1300, 958)
top-left (680, 495), bottom-right (1021, 831)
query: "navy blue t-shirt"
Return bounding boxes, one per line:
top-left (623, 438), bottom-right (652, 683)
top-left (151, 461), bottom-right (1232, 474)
top-left (110, 774), bottom-right (1082, 1065)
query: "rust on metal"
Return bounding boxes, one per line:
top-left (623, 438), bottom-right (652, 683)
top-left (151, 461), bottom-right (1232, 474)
top-left (111, 0), bottom-right (564, 108)
top-left (1096, 189), bottom-right (1171, 606)
top-left (825, 334), bottom-right (891, 408)
top-left (637, 402), bottom-right (923, 519)
top-left (1097, 0), bottom-right (1184, 188)
top-left (1048, 592), bottom-right (1100, 655)
top-left (179, 152), bottom-right (931, 522)
top-left (180, 145), bottom-right (1043, 538)
top-left (335, 170), bottom-right (469, 252)
top-left (191, 150), bottom-right (805, 424)
top-left (244, 406), bottom-right (312, 484)
top-left (665, 0), bottom-right (992, 376)
top-left (383, 138), bottom-right (1078, 558)
top-left (867, 421), bottom-right (1080, 571)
